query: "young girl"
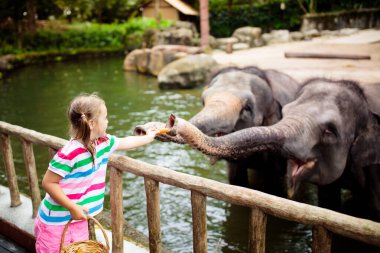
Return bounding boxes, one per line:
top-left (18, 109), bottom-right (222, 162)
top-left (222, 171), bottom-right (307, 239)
top-left (34, 93), bottom-right (159, 253)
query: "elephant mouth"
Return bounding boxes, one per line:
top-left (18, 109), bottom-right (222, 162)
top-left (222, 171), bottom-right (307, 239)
top-left (287, 158), bottom-right (317, 198)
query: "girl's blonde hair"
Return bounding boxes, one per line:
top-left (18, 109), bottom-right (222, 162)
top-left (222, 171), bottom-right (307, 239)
top-left (67, 93), bottom-right (105, 161)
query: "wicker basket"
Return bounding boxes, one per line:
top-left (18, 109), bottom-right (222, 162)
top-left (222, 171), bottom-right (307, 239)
top-left (60, 215), bottom-right (110, 253)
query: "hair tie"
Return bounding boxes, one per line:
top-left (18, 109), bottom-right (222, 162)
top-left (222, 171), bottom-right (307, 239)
top-left (81, 114), bottom-right (86, 119)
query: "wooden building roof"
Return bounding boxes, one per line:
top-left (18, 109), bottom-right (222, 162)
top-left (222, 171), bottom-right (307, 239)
top-left (164, 0), bottom-right (198, 16)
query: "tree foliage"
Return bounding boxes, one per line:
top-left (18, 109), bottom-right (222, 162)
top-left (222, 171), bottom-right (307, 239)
top-left (207, 0), bottom-right (380, 37)
top-left (0, 0), bottom-right (149, 25)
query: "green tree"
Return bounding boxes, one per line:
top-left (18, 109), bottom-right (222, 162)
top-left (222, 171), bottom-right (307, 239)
top-left (53, 0), bottom-right (94, 22)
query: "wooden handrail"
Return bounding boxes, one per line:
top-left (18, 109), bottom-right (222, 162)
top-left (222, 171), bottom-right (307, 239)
top-left (109, 155), bottom-right (380, 247)
top-left (1, 121), bottom-right (380, 252)
top-left (0, 121), bottom-right (67, 149)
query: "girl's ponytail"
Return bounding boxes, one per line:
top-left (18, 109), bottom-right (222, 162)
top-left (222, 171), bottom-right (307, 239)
top-left (78, 113), bottom-right (95, 163)
top-left (68, 94), bottom-right (105, 165)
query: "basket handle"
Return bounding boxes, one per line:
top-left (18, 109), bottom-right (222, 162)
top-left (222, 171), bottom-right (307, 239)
top-left (60, 215), bottom-right (110, 252)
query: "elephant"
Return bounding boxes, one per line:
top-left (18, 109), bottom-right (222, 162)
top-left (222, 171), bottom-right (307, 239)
top-left (163, 78), bottom-right (380, 221)
top-left (135, 66), bottom-right (299, 194)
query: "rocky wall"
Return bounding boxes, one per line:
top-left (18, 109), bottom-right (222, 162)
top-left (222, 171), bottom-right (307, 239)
top-left (301, 8), bottom-right (380, 32)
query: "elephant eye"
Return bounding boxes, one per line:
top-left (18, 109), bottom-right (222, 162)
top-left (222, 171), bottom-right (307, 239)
top-left (322, 124), bottom-right (338, 144)
top-left (242, 104), bottom-right (252, 113)
top-left (324, 124), bottom-right (337, 136)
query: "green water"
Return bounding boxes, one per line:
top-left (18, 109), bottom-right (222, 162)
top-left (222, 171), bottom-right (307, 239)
top-left (0, 57), bottom-right (313, 253)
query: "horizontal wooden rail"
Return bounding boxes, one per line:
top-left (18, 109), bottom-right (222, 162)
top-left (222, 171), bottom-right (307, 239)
top-left (108, 155), bottom-right (380, 247)
top-left (0, 121), bottom-right (67, 150)
top-left (1, 120), bottom-right (380, 251)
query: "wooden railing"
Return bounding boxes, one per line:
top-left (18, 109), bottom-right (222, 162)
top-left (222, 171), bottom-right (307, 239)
top-left (1, 120), bottom-right (380, 253)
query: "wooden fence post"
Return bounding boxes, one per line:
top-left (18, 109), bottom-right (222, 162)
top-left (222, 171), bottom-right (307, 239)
top-left (144, 177), bottom-right (162, 253)
top-left (0, 133), bottom-right (21, 207)
top-left (88, 218), bottom-right (96, 241)
top-left (21, 139), bottom-right (41, 218)
top-left (248, 207), bottom-right (267, 253)
top-left (191, 190), bottom-right (207, 253)
top-left (312, 225), bottom-right (332, 253)
top-left (110, 166), bottom-right (124, 253)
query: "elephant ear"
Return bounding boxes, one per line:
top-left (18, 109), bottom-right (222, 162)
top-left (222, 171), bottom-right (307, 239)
top-left (261, 70), bottom-right (299, 126)
top-left (350, 113), bottom-right (380, 186)
top-left (262, 100), bottom-right (282, 126)
top-left (263, 69), bottom-right (299, 107)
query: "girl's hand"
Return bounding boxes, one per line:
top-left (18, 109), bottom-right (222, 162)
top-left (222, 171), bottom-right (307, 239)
top-left (116, 129), bottom-right (160, 150)
top-left (69, 204), bottom-right (89, 220)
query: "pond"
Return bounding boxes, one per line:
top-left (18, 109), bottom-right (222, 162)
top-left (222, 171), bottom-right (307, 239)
top-left (0, 56), bottom-right (318, 253)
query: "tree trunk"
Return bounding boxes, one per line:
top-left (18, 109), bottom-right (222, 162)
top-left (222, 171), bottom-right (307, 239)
top-left (155, 0), bottom-right (161, 27)
top-left (25, 0), bottom-right (37, 32)
top-left (309, 0), bottom-right (317, 14)
top-left (199, 0), bottom-right (209, 48)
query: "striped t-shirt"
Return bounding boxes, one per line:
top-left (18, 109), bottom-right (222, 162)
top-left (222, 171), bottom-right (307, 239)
top-left (38, 134), bottom-right (119, 225)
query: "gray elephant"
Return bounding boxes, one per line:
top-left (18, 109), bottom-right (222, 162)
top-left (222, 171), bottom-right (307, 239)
top-left (135, 66), bottom-right (299, 193)
top-left (166, 78), bottom-right (380, 221)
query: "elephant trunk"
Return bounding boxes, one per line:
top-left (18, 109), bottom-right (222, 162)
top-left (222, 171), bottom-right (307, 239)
top-left (133, 115), bottom-right (186, 144)
top-left (189, 99), bottom-right (241, 135)
top-left (189, 107), bottom-right (219, 133)
top-left (175, 116), bottom-right (302, 159)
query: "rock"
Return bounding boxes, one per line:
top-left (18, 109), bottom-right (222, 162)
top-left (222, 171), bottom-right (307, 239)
top-left (0, 56), bottom-right (13, 72)
top-left (152, 45), bottom-right (202, 54)
top-left (158, 54), bottom-right (217, 89)
top-left (143, 21), bottom-right (199, 48)
top-left (320, 30), bottom-right (340, 37)
top-left (147, 50), bottom-right (166, 76)
top-left (232, 43), bottom-right (250, 51)
top-left (339, 28), bottom-right (359, 36)
top-left (123, 49), bottom-right (146, 71)
top-left (208, 35), bottom-right (218, 49)
top-left (135, 49), bottom-right (151, 73)
top-left (173, 21), bottom-right (198, 35)
top-left (123, 45), bottom-right (203, 76)
top-left (156, 27), bottom-right (195, 46)
top-left (216, 37), bottom-right (238, 47)
top-left (232, 26), bottom-right (262, 47)
top-left (262, 30), bottom-right (290, 44)
top-left (290, 31), bottom-right (305, 41)
top-left (304, 29), bottom-right (320, 39)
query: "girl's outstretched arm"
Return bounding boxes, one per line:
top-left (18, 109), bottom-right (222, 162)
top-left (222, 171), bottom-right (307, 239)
top-left (117, 129), bottom-right (159, 150)
top-left (42, 170), bottom-right (88, 220)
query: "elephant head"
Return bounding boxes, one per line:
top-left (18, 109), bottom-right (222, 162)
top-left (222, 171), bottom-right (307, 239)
top-left (188, 66), bottom-right (299, 136)
top-left (172, 78), bottom-right (380, 219)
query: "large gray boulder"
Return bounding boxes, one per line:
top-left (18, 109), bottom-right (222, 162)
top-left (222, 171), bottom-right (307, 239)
top-left (144, 21), bottom-right (199, 47)
top-left (158, 54), bottom-right (217, 89)
top-left (232, 26), bottom-right (262, 47)
top-left (123, 45), bottom-right (202, 76)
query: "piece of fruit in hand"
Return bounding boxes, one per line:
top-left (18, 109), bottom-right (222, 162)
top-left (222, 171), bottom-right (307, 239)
top-left (157, 128), bottom-right (170, 134)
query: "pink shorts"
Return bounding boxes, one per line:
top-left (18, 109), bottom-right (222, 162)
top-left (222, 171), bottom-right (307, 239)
top-left (34, 215), bottom-right (89, 253)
